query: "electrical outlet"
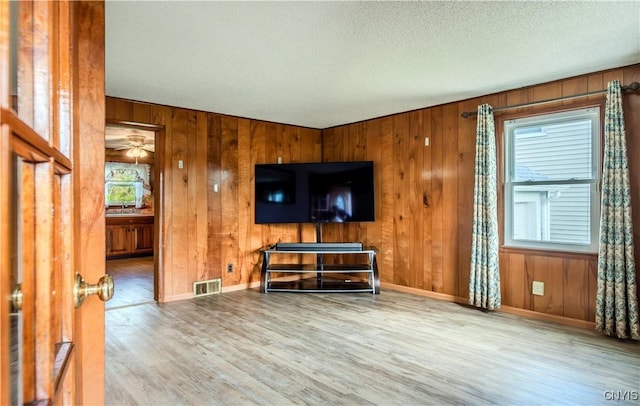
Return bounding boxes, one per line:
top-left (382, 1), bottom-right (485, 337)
top-left (532, 281), bottom-right (545, 296)
top-left (227, 263), bottom-right (233, 273)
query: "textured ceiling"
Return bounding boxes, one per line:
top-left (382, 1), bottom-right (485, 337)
top-left (106, 1), bottom-right (640, 129)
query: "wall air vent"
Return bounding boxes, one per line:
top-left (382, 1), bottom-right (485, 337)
top-left (193, 278), bottom-right (221, 297)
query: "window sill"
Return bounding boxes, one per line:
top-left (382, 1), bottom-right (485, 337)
top-left (500, 245), bottom-right (598, 260)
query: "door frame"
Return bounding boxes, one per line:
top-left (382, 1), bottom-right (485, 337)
top-left (105, 119), bottom-right (165, 301)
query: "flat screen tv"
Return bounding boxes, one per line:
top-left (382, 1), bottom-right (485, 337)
top-left (255, 161), bottom-right (375, 224)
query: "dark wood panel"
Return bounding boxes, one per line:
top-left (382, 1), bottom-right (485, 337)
top-left (563, 258), bottom-right (589, 320)
top-left (421, 110), bottom-right (433, 292)
top-left (220, 115), bottom-right (239, 286)
top-left (170, 108), bottom-right (190, 295)
top-left (441, 104), bottom-right (458, 296)
top-left (562, 76), bottom-right (588, 104)
top-left (195, 112), bottom-right (209, 281)
top-left (158, 106), bottom-right (173, 301)
top-left (456, 99), bottom-right (478, 299)
top-left (207, 114), bottom-right (222, 280)
top-left (378, 117), bottom-right (394, 284)
top-left (532, 256), bottom-right (564, 316)
top-left (429, 107), bottom-right (444, 292)
top-left (364, 119), bottom-right (382, 257)
top-left (392, 113), bottom-right (410, 287)
top-left (500, 252), bottom-right (526, 309)
top-left (237, 118), bottom-right (256, 284)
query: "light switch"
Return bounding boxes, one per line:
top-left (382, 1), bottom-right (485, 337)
top-left (213, 183), bottom-right (219, 193)
top-left (178, 160), bottom-right (183, 169)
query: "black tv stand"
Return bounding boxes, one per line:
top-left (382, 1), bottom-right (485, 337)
top-left (260, 242), bottom-right (380, 294)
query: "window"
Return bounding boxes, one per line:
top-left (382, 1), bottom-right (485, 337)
top-left (104, 162), bottom-right (151, 207)
top-left (504, 107), bottom-right (600, 253)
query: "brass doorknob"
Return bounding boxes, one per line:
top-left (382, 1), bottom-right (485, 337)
top-left (11, 284), bottom-right (23, 312)
top-left (74, 273), bottom-right (114, 308)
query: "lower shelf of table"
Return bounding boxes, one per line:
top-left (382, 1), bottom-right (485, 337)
top-left (264, 274), bottom-right (375, 293)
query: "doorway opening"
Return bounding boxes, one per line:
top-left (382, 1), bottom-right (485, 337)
top-left (104, 121), bottom-right (163, 309)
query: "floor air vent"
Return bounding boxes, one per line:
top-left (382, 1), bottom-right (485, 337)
top-left (193, 278), bottom-right (221, 297)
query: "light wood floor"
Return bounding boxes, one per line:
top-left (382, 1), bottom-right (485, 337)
top-left (105, 288), bottom-right (640, 405)
top-left (105, 256), bottom-right (154, 309)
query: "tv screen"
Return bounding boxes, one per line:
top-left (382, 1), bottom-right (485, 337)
top-left (254, 161), bottom-right (375, 224)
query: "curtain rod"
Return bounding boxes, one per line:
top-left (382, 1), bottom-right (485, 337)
top-left (460, 81), bottom-right (640, 118)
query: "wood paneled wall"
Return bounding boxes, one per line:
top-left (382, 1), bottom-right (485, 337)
top-left (105, 100), bottom-right (321, 300)
top-left (323, 64), bottom-right (640, 323)
top-left (106, 63), bottom-right (638, 323)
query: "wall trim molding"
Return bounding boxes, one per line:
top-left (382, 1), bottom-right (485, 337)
top-left (381, 282), bottom-right (596, 330)
top-left (161, 292), bottom-right (194, 303)
top-left (221, 280), bottom-right (261, 293)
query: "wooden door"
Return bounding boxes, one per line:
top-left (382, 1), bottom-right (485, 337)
top-left (0, 1), bottom-right (107, 405)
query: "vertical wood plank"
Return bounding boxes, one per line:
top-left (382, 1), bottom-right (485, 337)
top-left (430, 107), bottom-right (444, 292)
top-left (408, 111), bottom-right (423, 288)
top-left (563, 258), bottom-right (589, 320)
top-left (187, 110), bottom-right (198, 287)
top-left (131, 102), bottom-right (152, 124)
top-left (170, 108), bottom-right (189, 295)
top-left (237, 118), bottom-right (257, 282)
top-left (196, 111), bottom-right (208, 281)
top-left (379, 117), bottom-right (394, 283)
top-left (587, 258), bottom-right (598, 322)
top-left (562, 76), bottom-right (588, 101)
top-left (532, 256), bottom-right (564, 316)
top-left (154, 106), bottom-right (173, 302)
top-left (532, 81), bottom-right (562, 109)
top-left (442, 104), bottom-right (458, 296)
top-left (207, 114), bottom-right (222, 280)
top-left (250, 119), bottom-right (266, 272)
top-left (523, 254), bottom-right (535, 311)
top-left (220, 116), bottom-right (239, 286)
top-left (365, 119), bottom-right (382, 254)
top-left (501, 253), bottom-right (526, 309)
top-left (456, 99), bottom-right (478, 299)
top-left (392, 113), bottom-right (410, 286)
top-left (422, 109), bottom-right (433, 292)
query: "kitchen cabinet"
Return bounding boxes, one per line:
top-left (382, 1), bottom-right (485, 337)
top-left (106, 215), bottom-right (154, 258)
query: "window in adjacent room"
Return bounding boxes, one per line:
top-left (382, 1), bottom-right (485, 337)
top-left (105, 162), bottom-right (152, 208)
top-left (504, 107), bottom-right (600, 253)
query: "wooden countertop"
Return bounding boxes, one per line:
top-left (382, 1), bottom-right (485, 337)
top-left (106, 214), bottom-right (154, 225)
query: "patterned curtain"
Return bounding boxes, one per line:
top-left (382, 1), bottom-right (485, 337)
top-left (469, 104), bottom-right (500, 310)
top-left (596, 80), bottom-right (639, 340)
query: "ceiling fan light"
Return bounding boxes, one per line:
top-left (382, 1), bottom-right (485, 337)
top-left (126, 147), bottom-right (148, 158)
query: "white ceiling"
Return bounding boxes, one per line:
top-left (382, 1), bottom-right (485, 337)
top-left (105, 1), bottom-right (640, 129)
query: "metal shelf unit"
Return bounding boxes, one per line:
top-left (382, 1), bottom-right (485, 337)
top-left (260, 243), bottom-right (380, 294)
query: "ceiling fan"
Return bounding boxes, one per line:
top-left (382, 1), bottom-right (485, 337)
top-left (114, 135), bottom-right (154, 164)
